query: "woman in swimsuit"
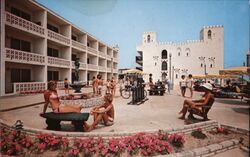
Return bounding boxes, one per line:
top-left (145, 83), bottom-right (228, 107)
top-left (42, 81), bottom-right (81, 114)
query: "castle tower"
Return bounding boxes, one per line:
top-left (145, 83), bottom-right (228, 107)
top-left (142, 32), bottom-right (157, 45)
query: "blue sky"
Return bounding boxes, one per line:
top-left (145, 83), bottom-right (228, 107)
top-left (37, 0), bottom-right (249, 69)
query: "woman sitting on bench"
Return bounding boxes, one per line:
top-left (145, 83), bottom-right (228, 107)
top-left (42, 81), bottom-right (81, 114)
top-left (86, 93), bottom-right (114, 131)
top-left (178, 83), bottom-right (214, 120)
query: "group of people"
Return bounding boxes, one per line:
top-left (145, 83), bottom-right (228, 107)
top-left (42, 81), bottom-right (114, 132)
top-left (179, 74), bottom-right (194, 98)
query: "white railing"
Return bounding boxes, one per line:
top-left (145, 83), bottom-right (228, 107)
top-left (98, 66), bottom-right (106, 71)
top-left (107, 68), bottom-right (112, 72)
top-left (106, 55), bottom-right (112, 60)
top-left (5, 11), bottom-right (45, 36)
top-left (99, 51), bottom-right (106, 58)
top-left (113, 69), bottom-right (118, 73)
top-left (72, 40), bottom-right (86, 50)
top-left (14, 82), bottom-right (46, 94)
top-left (56, 81), bottom-right (64, 89)
top-left (47, 56), bottom-right (70, 67)
top-left (5, 48), bottom-right (45, 64)
top-left (113, 57), bottom-right (118, 62)
top-left (72, 61), bottom-right (87, 69)
top-left (87, 64), bottom-right (98, 70)
top-left (47, 30), bottom-right (70, 45)
top-left (87, 47), bottom-right (98, 54)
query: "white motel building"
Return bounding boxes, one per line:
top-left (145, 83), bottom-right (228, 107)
top-left (0, 0), bottom-right (119, 96)
top-left (136, 25), bottom-right (224, 87)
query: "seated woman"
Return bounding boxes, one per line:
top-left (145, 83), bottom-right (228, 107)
top-left (178, 83), bottom-right (214, 120)
top-left (86, 93), bottom-right (114, 131)
top-left (42, 81), bottom-right (81, 114)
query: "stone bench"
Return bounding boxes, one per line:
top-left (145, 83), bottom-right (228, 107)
top-left (40, 112), bottom-right (89, 131)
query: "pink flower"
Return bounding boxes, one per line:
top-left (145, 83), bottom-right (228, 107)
top-left (101, 148), bottom-right (108, 156)
top-left (38, 143), bottom-right (46, 150)
top-left (72, 147), bottom-right (79, 155)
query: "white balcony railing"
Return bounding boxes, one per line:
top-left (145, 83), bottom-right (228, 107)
top-left (98, 66), bottom-right (106, 71)
top-left (72, 61), bottom-right (87, 69)
top-left (5, 48), bottom-right (45, 64)
top-left (47, 56), bottom-right (70, 67)
top-left (87, 47), bottom-right (98, 54)
top-left (14, 82), bottom-right (46, 94)
top-left (99, 51), bottom-right (106, 58)
top-left (56, 81), bottom-right (65, 89)
top-left (72, 40), bottom-right (86, 50)
top-left (87, 64), bottom-right (98, 70)
top-left (5, 11), bottom-right (45, 36)
top-left (106, 55), bottom-right (112, 60)
top-left (47, 30), bottom-right (70, 45)
top-left (107, 68), bottom-right (112, 72)
top-left (113, 57), bottom-right (118, 62)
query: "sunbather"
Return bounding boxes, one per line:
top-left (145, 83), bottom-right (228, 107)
top-left (178, 83), bottom-right (214, 120)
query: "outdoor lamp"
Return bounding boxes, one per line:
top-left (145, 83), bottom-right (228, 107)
top-left (14, 120), bottom-right (23, 136)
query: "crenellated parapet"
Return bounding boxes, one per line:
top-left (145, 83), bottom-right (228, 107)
top-left (203, 25), bottom-right (223, 29)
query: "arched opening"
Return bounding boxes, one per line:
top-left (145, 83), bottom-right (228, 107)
top-left (177, 48), bottom-right (181, 56)
top-left (162, 72), bottom-right (167, 81)
top-left (185, 48), bottom-right (190, 57)
top-left (161, 50), bottom-right (168, 59)
top-left (147, 35), bottom-right (151, 43)
top-left (201, 63), bottom-right (203, 67)
top-left (210, 64), bottom-right (213, 68)
top-left (162, 61), bottom-right (168, 70)
top-left (208, 30), bottom-right (212, 39)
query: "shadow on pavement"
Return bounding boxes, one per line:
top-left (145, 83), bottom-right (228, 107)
top-left (215, 98), bottom-right (249, 106)
top-left (232, 107), bottom-right (250, 115)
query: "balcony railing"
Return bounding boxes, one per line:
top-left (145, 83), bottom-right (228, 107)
top-left (87, 64), bottom-right (98, 70)
top-left (98, 66), bottom-right (106, 71)
top-left (87, 47), bottom-right (97, 54)
top-left (47, 56), bottom-right (70, 67)
top-left (5, 48), bottom-right (45, 64)
top-left (5, 11), bottom-right (45, 36)
top-left (107, 68), bottom-right (112, 72)
top-left (113, 57), bottom-right (118, 62)
top-left (13, 82), bottom-right (46, 94)
top-left (99, 51), bottom-right (106, 58)
top-left (113, 69), bottom-right (118, 73)
top-left (72, 61), bottom-right (87, 69)
top-left (106, 55), bottom-right (112, 60)
top-left (72, 40), bottom-right (86, 50)
top-left (47, 30), bottom-right (70, 45)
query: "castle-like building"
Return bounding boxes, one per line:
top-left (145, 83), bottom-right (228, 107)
top-left (0, 0), bottom-right (118, 96)
top-left (136, 25), bottom-right (224, 86)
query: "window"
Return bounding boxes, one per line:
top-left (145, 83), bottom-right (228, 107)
top-left (208, 30), bottom-right (212, 39)
top-left (11, 7), bottom-right (31, 21)
top-left (176, 74), bottom-right (178, 79)
top-left (10, 38), bottom-right (31, 52)
top-left (47, 23), bottom-right (59, 33)
top-left (72, 54), bottom-right (77, 61)
top-left (87, 42), bottom-right (90, 47)
top-left (201, 63), bottom-right (203, 67)
top-left (72, 35), bottom-right (77, 41)
top-left (87, 58), bottom-right (90, 64)
top-left (210, 64), bottom-right (213, 68)
top-left (147, 35), bottom-right (150, 43)
top-left (47, 47), bottom-right (59, 57)
top-left (177, 48), bottom-right (181, 56)
top-left (178, 52), bottom-right (180, 56)
top-left (11, 69), bottom-right (31, 83)
top-left (47, 71), bottom-right (59, 81)
top-left (161, 50), bottom-right (168, 59)
top-left (185, 48), bottom-right (190, 57)
top-left (162, 61), bottom-right (168, 70)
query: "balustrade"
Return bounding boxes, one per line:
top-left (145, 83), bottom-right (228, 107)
top-left (14, 82), bottom-right (46, 94)
top-left (5, 11), bottom-right (45, 36)
top-left (87, 47), bottom-right (97, 54)
top-left (72, 61), bottom-right (87, 69)
top-left (5, 48), bottom-right (45, 64)
top-left (47, 30), bottom-right (70, 45)
top-left (47, 56), bottom-right (70, 67)
top-left (72, 40), bottom-right (86, 50)
top-left (87, 64), bottom-right (98, 70)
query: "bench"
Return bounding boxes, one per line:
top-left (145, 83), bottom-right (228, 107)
top-left (188, 98), bottom-right (214, 121)
top-left (40, 112), bottom-right (89, 131)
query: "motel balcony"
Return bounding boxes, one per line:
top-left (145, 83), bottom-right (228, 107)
top-left (47, 29), bottom-right (70, 46)
top-left (87, 47), bottom-right (98, 55)
top-left (87, 64), bottom-right (98, 70)
top-left (71, 61), bottom-right (87, 70)
top-left (113, 68), bottom-right (118, 73)
top-left (5, 11), bottom-right (45, 37)
top-left (72, 40), bottom-right (87, 51)
top-left (47, 56), bottom-right (71, 68)
top-left (106, 55), bottom-right (112, 60)
top-left (113, 57), bottom-right (118, 63)
top-left (107, 67), bottom-right (112, 73)
top-left (5, 48), bottom-right (45, 65)
top-left (98, 66), bottom-right (106, 72)
top-left (98, 51), bottom-right (106, 58)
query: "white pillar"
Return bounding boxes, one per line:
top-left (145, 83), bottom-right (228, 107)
top-left (0, 0), bottom-right (6, 96)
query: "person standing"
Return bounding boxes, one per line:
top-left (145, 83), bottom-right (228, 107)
top-left (179, 75), bottom-right (187, 97)
top-left (187, 74), bottom-right (194, 98)
top-left (64, 78), bottom-right (69, 94)
top-left (92, 76), bottom-right (97, 95)
top-left (165, 79), bottom-right (171, 94)
top-left (119, 78), bottom-right (124, 96)
top-left (111, 77), bottom-right (117, 96)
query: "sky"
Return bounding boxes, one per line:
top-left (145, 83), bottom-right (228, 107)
top-left (37, 0), bottom-right (249, 69)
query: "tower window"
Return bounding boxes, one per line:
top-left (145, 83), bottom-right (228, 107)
top-left (161, 50), bottom-right (168, 59)
top-left (147, 35), bottom-right (151, 43)
top-left (201, 63), bottom-right (203, 67)
top-left (176, 74), bottom-right (178, 79)
top-left (210, 64), bottom-right (213, 68)
top-left (208, 30), bottom-right (212, 39)
top-left (162, 61), bottom-right (167, 70)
